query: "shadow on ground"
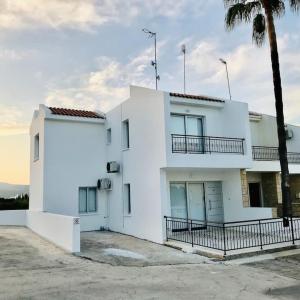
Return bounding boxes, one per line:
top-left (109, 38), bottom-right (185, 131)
top-left (266, 284), bottom-right (300, 299)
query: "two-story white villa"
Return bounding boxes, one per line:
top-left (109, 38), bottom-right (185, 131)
top-left (29, 86), bottom-right (300, 247)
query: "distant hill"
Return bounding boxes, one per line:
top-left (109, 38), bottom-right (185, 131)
top-left (0, 182), bottom-right (29, 199)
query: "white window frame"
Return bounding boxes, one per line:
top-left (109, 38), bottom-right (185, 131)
top-left (123, 184), bottom-right (132, 216)
top-left (34, 133), bottom-right (39, 161)
top-left (79, 187), bottom-right (97, 214)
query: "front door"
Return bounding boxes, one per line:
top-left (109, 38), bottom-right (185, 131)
top-left (187, 183), bottom-right (206, 221)
top-left (249, 182), bottom-right (262, 207)
top-left (205, 182), bottom-right (224, 223)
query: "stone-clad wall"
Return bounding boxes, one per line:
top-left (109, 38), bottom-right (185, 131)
top-left (241, 170), bottom-right (250, 207)
top-left (261, 173), bottom-right (282, 207)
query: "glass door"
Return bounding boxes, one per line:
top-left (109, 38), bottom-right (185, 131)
top-left (170, 183), bottom-right (188, 219)
top-left (187, 183), bottom-right (206, 222)
top-left (186, 117), bottom-right (204, 153)
top-left (171, 115), bottom-right (186, 152)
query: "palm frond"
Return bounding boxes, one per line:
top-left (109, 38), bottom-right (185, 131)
top-left (225, 1), bottom-right (262, 30)
top-left (252, 13), bottom-right (266, 47)
top-left (224, 0), bottom-right (246, 9)
top-left (290, 0), bottom-right (300, 12)
top-left (270, 0), bottom-right (285, 18)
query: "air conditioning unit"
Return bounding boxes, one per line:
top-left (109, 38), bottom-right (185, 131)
top-left (107, 161), bottom-right (120, 173)
top-left (285, 126), bottom-right (293, 140)
top-left (97, 178), bottom-right (112, 190)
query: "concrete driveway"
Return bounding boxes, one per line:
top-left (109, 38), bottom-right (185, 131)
top-left (79, 231), bottom-right (210, 266)
top-left (1, 226), bottom-right (300, 300)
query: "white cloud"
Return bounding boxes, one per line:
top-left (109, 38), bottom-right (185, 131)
top-left (0, 48), bottom-right (34, 60)
top-left (182, 35), bottom-right (300, 124)
top-left (0, 0), bottom-right (210, 31)
top-left (0, 105), bottom-right (28, 136)
top-left (45, 46), bottom-right (159, 111)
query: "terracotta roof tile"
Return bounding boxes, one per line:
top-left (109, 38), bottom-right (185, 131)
top-left (49, 107), bottom-right (104, 119)
top-left (170, 92), bottom-right (225, 103)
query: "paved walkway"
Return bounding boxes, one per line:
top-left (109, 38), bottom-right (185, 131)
top-left (0, 226), bottom-right (299, 300)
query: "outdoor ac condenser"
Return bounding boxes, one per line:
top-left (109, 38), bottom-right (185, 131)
top-left (106, 161), bottom-right (120, 173)
top-left (97, 178), bottom-right (112, 190)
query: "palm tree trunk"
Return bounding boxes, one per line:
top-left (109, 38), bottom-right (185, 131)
top-left (263, 1), bottom-right (292, 225)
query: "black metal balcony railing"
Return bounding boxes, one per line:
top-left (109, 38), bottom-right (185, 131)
top-left (172, 134), bottom-right (245, 154)
top-left (165, 216), bottom-right (300, 255)
top-left (252, 146), bottom-right (300, 164)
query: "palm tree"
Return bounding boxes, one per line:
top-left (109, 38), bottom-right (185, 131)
top-left (224, 0), bottom-right (299, 225)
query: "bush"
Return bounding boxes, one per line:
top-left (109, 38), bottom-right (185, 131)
top-left (0, 194), bottom-right (29, 210)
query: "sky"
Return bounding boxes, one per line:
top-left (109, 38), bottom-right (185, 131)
top-left (0, 0), bottom-right (299, 185)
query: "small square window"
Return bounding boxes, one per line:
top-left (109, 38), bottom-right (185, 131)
top-left (79, 187), bottom-right (97, 213)
top-left (124, 184), bottom-right (131, 215)
top-left (107, 128), bottom-right (112, 144)
top-left (122, 120), bottom-right (130, 149)
top-left (34, 134), bottom-right (39, 161)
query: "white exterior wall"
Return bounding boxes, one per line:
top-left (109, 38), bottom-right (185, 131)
top-left (43, 118), bottom-right (108, 231)
top-left (29, 105), bottom-right (108, 232)
top-left (106, 86), bottom-right (167, 243)
top-left (27, 211), bottom-right (80, 252)
top-left (29, 106), bottom-right (46, 211)
top-left (165, 95), bottom-right (253, 169)
top-left (0, 210), bottom-right (27, 226)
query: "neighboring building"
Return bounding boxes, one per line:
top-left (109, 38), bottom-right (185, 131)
top-left (245, 112), bottom-right (300, 216)
top-left (29, 86), bottom-right (300, 244)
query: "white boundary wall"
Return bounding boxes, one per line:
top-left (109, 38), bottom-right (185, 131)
top-left (26, 211), bottom-right (80, 252)
top-left (0, 210), bottom-right (27, 226)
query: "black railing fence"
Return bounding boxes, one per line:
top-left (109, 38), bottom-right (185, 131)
top-left (165, 216), bottom-right (300, 255)
top-left (252, 146), bottom-right (300, 164)
top-left (172, 134), bottom-right (245, 154)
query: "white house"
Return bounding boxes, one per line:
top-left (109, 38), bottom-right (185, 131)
top-left (29, 86), bottom-right (300, 247)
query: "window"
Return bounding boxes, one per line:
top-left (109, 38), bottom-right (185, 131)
top-left (79, 187), bottom-right (97, 213)
top-left (124, 184), bottom-right (131, 215)
top-left (122, 120), bottom-right (130, 149)
top-left (171, 114), bottom-right (204, 136)
top-left (34, 134), bottom-right (39, 161)
top-left (107, 128), bottom-right (112, 144)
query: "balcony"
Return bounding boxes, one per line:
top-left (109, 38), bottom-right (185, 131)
top-left (252, 146), bottom-right (300, 164)
top-left (171, 134), bottom-right (245, 154)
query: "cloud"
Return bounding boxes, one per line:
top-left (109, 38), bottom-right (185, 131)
top-left (0, 105), bottom-right (28, 136)
top-left (180, 34), bottom-right (300, 124)
top-left (45, 45), bottom-right (160, 111)
top-left (0, 0), bottom-right (209, 31)
top-left (0, 48), bottom-right (34, 61)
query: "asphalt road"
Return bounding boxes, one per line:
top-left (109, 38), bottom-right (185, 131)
top-left (0, 227), bottom-right (299, 300)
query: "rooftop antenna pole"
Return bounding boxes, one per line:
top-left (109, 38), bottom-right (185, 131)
top-left (219, 58), bottom-right (232, 100)
top-left (142, 28), bottom-right (160, 90)
top-left (181, 44), bottom-right (186, 94)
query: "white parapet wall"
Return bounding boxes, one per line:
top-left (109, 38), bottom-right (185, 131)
top-left (26, 211), bottom-right (80, 253)
top-left (0, 210), bottom-right (27, 226)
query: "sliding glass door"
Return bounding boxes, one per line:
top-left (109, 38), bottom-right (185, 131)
top-left (171, 115), bottom-right (204, 153)
top-left (170, 183), bottom-right (188, 219)
top-left (170, 182), bottom-right (206, 221)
